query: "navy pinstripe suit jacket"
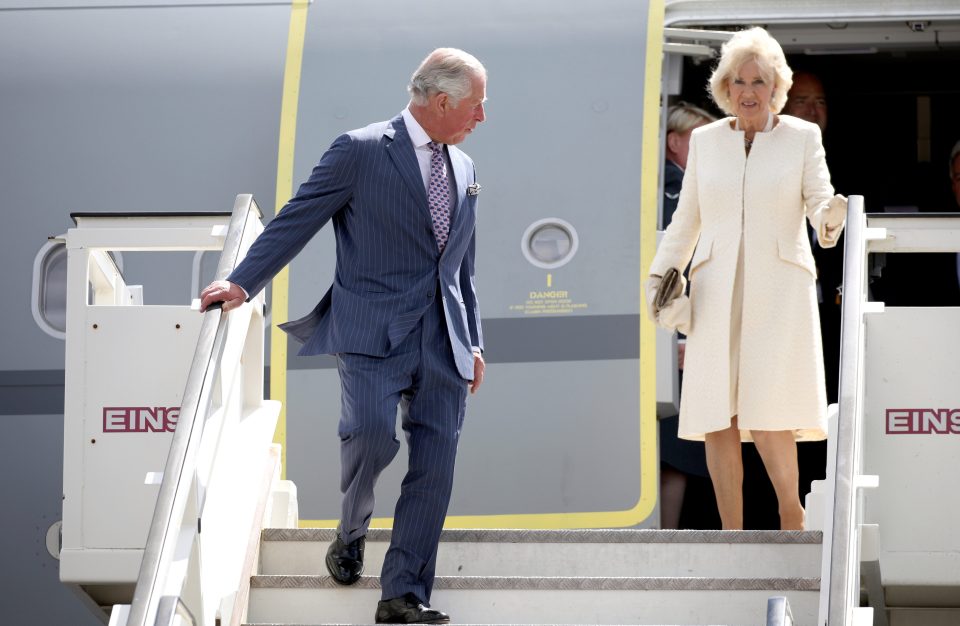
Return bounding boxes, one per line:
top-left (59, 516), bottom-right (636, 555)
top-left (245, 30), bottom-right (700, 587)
top-left (228, 113), bottom-right (483, 380)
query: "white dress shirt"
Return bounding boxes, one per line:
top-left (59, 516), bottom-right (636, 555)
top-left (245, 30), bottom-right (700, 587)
top-left (402, 107), bottom-right (480, 358)
top-left (402, 107), bottom-right (456, 207)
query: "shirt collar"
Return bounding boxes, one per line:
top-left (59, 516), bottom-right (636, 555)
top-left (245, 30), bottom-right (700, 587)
top-left (402, 106), bottom-right (435, 149)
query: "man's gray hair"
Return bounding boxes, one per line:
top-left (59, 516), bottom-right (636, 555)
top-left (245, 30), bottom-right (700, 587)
top-left (950, 139), bottom-right (960, 177)
top-left (409, 48), bottom-right (486, 107)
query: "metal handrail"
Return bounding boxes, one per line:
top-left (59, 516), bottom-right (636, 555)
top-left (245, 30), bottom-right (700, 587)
top-left (820, 195), bottom-right (867, 625)
top-left (156, 596), bottom-right (197, 626)
top-left (766, 596), bottom-right (795, 626)
top-left (126, 195), bottom-right (262, 626)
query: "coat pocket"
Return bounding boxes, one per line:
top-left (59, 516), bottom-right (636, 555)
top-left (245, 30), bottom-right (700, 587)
top-left (776, 238), bottom-right (817, 278)
top-left (689, 238), bottom-right (714, 278)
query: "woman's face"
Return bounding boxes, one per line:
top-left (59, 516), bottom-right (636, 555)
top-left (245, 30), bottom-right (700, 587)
top-left (728, 59), bottom-right (773, 125)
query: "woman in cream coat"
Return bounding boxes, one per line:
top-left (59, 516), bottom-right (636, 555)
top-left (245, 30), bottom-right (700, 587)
top-left (647, 27), bottom-right (846, 530)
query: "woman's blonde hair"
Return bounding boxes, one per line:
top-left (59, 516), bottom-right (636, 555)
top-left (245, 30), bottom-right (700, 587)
top-left (708, 27), bottom-right (793, 116)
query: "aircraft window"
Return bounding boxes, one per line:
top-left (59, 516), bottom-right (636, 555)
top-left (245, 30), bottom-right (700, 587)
top-left (31, 244), bottom-right (126, 335)
top-left (32, 241), bottom-right (68, 339)
top-left (521, 218), bottom-right (579, 269)
top-left (87, 251), bottom-right (198, 306)
top-left (32, 244), bottom-right (262, 338)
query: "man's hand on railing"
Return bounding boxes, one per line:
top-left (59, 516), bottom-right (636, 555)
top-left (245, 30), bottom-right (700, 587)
top-left (199, 280), bottom-right (247, 313)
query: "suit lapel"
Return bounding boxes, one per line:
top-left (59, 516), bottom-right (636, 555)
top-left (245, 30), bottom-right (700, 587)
top-left (384, 114), bottom-right (428, 208)
top-left (445, 145), bottom-right (471, 247)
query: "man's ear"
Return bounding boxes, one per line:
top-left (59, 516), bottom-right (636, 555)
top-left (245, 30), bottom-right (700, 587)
top-left (666, 131), bottom-right (680, 153)
top-left (434, 92), bottom-right (450, 114)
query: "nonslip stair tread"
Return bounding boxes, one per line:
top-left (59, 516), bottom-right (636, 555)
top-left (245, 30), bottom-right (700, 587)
top-left (250, 574), bottom-right (820, 591)
top-left (262, 528), bottom-right (822, 545)
top-left (253, 529), bottom-right (821, 625)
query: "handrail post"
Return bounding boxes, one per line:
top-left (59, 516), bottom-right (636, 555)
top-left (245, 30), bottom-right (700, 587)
top-left (820, 195), bottom-right (867, 625)
top-left (125, 195), bottom-right (263, 626)
top-left (155, 596), bottom-right (196, 626)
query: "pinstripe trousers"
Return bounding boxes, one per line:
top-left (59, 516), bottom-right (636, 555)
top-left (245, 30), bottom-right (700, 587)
top-left (335, 285), bottom-right (468, 603)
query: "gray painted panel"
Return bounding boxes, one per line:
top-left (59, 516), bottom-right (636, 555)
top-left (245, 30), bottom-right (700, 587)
top-left (283, 1), bottom-right (647, 321)
top-left (0, 5), bottom-right (288, 371)
top-left (4, 0), bottom-right (288, 8)
top-left (0, 383), bottom-right (65, 416)
top-left (0, 3), bottom-right (654, 623)
top-left (0, 414), bottom-right (102, 626)
top-left (280, 0), bottom-right (652, 526)
top-left (0, 5), bottom-right (290, 622)
top-left (288, 315), bottom-right (642, 369)
top-left (0, 368), bottom-right (273, 416)
top-left (286, 360), bottom-right (642, 521)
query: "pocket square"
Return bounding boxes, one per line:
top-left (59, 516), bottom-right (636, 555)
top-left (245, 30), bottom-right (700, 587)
top-left (467, 183), bottom-right (482, 196)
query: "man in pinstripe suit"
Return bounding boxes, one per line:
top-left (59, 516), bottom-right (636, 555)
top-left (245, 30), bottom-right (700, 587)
top-left (200, 48), bottom-right (486, 624)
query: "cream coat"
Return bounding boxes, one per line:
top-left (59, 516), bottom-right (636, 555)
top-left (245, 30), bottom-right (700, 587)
top-left (650, 115), bottom-right (842, 442)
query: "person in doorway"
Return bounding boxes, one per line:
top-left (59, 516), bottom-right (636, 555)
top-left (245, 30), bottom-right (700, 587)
top-left (951, 139), bottom-right (960, 207)
top-left (659, 102), bottom-right (717, 529)
top-left (200, 48), bottom-right (487, 624)
top-left (941, 140), bottom-right (960, 301)
top-left (781, 69), bottom-right (840, 532)
top-left (645, 27), bottom-right (846, 531)
top-left (784, 70), bottom-right (843, 404)
top-left (783, 71), bottom-right (827, 133)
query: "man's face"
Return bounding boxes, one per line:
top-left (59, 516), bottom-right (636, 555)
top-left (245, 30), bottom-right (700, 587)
top-left (431, 73), bottom-right (486, 145)
top-left (951, 155), bottom-right (960, 208)
top-left (784, 73), bottom-right (828, 132)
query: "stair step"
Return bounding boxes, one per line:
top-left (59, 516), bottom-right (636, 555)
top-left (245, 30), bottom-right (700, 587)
top-left (252, 529), bottom-right (822, 624)
top-left (260, 528), bottom-right (822, 578)
top-left (251, 574), bottom-right (821, 591)
top-left (246, 575), bottom-right (819, 625)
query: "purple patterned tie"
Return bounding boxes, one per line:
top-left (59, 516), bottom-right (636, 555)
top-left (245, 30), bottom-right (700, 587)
top-left (427, 141), bottom-right (451, 252)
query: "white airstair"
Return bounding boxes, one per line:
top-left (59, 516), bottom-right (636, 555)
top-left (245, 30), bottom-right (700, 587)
top-left (59, 195), bottom-right (960, 626)
top-left (245, 527), bottom-right (820, 625)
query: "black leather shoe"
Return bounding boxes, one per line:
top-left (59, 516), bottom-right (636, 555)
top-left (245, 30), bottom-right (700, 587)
top-left (324, 531), bottom-right (364, 585)
top-left (375, 593), bottom-right (450, 624)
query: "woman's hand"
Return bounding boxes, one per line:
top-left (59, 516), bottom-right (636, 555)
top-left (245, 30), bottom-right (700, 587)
top-left (659, 296), bottom-right (692, 335)
top-left (821, 194), bottom-right (847, 244)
